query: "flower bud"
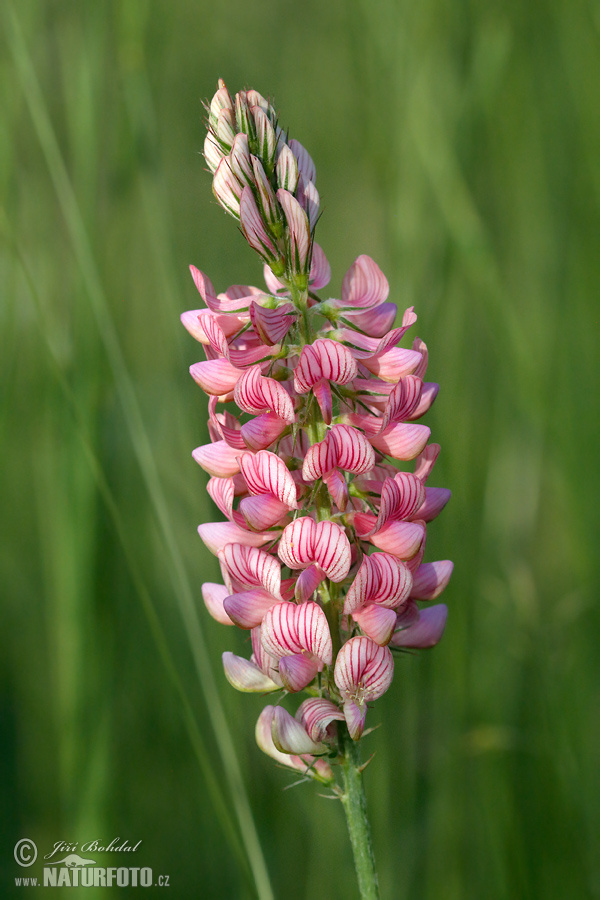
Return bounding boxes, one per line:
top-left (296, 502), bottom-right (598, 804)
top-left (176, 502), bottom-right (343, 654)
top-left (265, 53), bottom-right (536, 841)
top-left (208, 79), bottom-right (234, 131)
top-left (229, 133), bottom-right (254, 187)
top-left (252, 106), bottom-right (277, 177)
top-left (276, 144), bottom-right (299, 194)
top-left (251, 156), bottom-right (281, 234)
top-left (235, 91), bottom-right (258, 150)
top-left (212, 156), bottom-right (244, 218)
top-left (214, 107), bottom-right (237, 152)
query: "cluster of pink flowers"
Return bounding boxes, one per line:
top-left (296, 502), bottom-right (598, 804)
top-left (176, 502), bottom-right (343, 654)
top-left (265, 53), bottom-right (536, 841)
top-left (182, 81), bottom-right (452, 783)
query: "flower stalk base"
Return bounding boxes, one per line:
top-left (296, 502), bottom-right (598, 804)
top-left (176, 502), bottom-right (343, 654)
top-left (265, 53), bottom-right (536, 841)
top-left (340, 729), bottom-right (380, 900)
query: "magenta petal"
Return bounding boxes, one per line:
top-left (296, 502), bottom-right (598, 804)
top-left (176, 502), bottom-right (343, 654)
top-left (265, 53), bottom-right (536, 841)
top-left (222, 652), bottom-right (279, 692)
top-left (239, 495), bottom-right (291, 531)
top-left (344, 303), bottom-right (397, 337)
top-left (352, 604), bottom-right (398, 645)
top-left (370, 423), bottom-right (431, 460)
top-left (223, 589), bottom-right (280, 629)
top-left (271, 705), bottom-right (326, 754)
top-left (294, 564), bottom-right (324, 602)
top-left (278, 654), bottom-right (320, 692)
top-left (241, 413), bottom-right (288, 451)
top-left (193, 441), bottom-right (242, 477)
top-left (414, 487), bottom-right (452, 522)
top-left (410, 561), bottom-right (454, 600)
top-left (202, 583), bottom-right (234, 626)
top-left (391, 604), bottom-right (448, 649)
top-left (197, 522), bottom-right (272, 555)
top-left (368, 520), bottom-right (425, 560)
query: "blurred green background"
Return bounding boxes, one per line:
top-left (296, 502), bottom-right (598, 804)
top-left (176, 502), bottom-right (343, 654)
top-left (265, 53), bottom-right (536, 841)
top-left (2, 0), bottom-right (599, 897)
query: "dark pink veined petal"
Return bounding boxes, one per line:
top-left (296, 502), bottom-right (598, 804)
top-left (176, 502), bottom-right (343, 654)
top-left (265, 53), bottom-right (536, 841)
top-left (271, 705), bottom-right (326, 753)
top-left (278, 654), bottom-right (320, 693)
top-left (344, 302), bottom-right (397, 338)
top-left (301, 437), bottom-right (337, 481)
top-left (334, 636), bottom-right (394, 702)
top-left (369, 473), bottom-right (426, 534)
top-left (218, 543), bottom-right (282, 598)
top-left (368, 520), bottom-right (425, 560)
top-left (202, 583), bottom-right (234, 626)
top-left (380, 375), bottom-right (424, 431)
top-left (222, 652), bottom-right (280, 692)
top-left (278, 517), bottom-right (317, 570)
top-left (249, 301), bottom-right (296, 345)
top-left (341, 255), bottom-right (389, 309)
top-left (344, 553), bottom-right (413, 613)
top-left (413, 487), bottom-right (451, 522)
top-left (329, 424), bottom-right (376, 474)
top-left (189, 266), bottom-right (218, 308)
top-left (223, 588), bottom-right (280, 629)
top-left (182, 309), bottom-right (247, 344)
top-left (288, 138), bottom-right (317, 184)
top-left (410, 561), bottom-right (454, 600)
top-left (391, 604), bottom-right (448, 649)
top-left (293, 339), bottom-right (358, 393)
top-left (190, 358), bottom-right (245, 395)
top-left (241, 413), bottom-right (289, 451)
top-left (294, 564), bottom-right (324, 602)
top-left (408, 383), bottom-right (439, 419)
top-left (192, 441), bottom-right (242, 477)
top-left (200, 312), bottom-right (229, 357)
top-left (360, 347), bottom-right (423, 382)
top-left (235, 365), bottom-right (295, 423)
top-left (295, 600), bottom-right (333, 664)
top-left (239, 494), bottom-right (292, 531)
top-left (206, 477), bottom-right (235, 520)
top-left (261, 601), bottom-right (332, 667)
top-left (250, 626), bottom-right (282, 684)
top-left (370, 423), bottom-right (431, 460)
top-left (313, 520), bottom-right (352, 582)
top-left (413, 443), bottom-right (441, 482)
top-left (239, 450), bottom-right (298, 508)
top-left (198, 522), bottom-right (272, 555)
top-left (352, 604), bottom-right (398, 645)
top-left (296, 698), bottom-right (345, 743)
top-left (309, 243), bottom-right (331, 289)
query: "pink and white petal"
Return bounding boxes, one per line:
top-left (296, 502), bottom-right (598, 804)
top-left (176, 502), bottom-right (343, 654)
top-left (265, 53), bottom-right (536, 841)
top-left (202, 583), bottom-right (234, 626)
top-left (391, 604), bottom-right (448, 649)
top-left (366, 520), bottom-right (425, 560)
top-left (192, 441), bottom-right (242, 478)
top-left (222, 653), bottom-right (280, 692)
top-left (294, 601), bottom-right (333, 665)
top-left (352, 604), bottom-right (398, 646)
top-left (189, 358), bottom-right (245, 395)
top-left (294, 339), bottom-right (357, 392)
top-left (329, 424), bottom-right (376, 474)
top-left (241, 413), bottom-right (289, 451)
top-left (314, 521), bottom-right (352, 582)
top-left (309, 243), bottom-right (331, 289)
top-left (235, 365), bottom-right (295, 423)
top-left (343, 701), bottom-right (367, 741)
top-left (278, 517), bottom-right (317, 570)
top-left (239, 494), bottom-right (291, 531)
top-left (371, 554), bottom-right (414, 608)
top-left (256, 707), bottom-right (307, 767)
top-left (296, 698), bottom-right (345, 743)
top-left (180, 309), bottom-right (211, 343)
top-left (239, 450), bottom-right (298, 508)
top-left (249, 301), bottom-right (296, 345)
top-left (278, 654), bottom-right (320, 693)
top-left (200, 312), bottom-right (230, 357)
top-left (341, 255), bottom-right (389, 309)
top-left (413, 487), bottom-right (451, 522)
top-left (301, 436), bottom-right (336, 481)
top-left (410, 561), bottom-right (454, 600)
top-left (408, 382), bottom-right (439, 419)
top-left (198, 522), bottom-right (272, 555)
top-left (219, 544), bottom-right (282, 598)
top-left (343, 556), bottom-right (377, 614)
top-left (370, 423), bottom-right (431, 460)
top-left (262, 264), bottom-right (288, 297)
top-left (189, 266), bottom-right (218, 308)
top-left (294, 564), bottom-right (324, 602)
top-left (206, 477), bottom-right (235, 520)
top-left (361, 347), bottom-right (423, 382)
top-left (413, 443), bottom-right (441, 482)
top-left (261, 602), bottom-right (303, 659)
top-left (223, 588), bottom-right (280, 629)
top-left (271, 705), bottom-right (326, 755)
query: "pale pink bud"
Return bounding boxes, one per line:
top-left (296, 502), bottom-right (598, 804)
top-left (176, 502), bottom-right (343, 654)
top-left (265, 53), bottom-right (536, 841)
top-left (222, 651), bottom-right (280, 693)
top-left (276, 189), bottom-right (312, 276)
top-left (204, 131), bottom-right (225, 174)
top-left (251, 157), bottom-right (281, 231)
top-left (212, 156), bottom-right (244, 218)
top-left (229, 133), bottom-right (254, 186)
top-left (255, 706), bottom-right (334, 782)
top-left (253, 106), bottom-right (277, 175)
top-left (234, 91), bottom-right (257, 146)
top-left (214, 107), bottom-right (237, 151)
top-left (271, 706), bottom-right (327, 755)
top-left (288, 138), bottom-right (316, 184)
top-left (296, 175), bottom-right (320, 231)
top-left (239, 187), bottom-right (282, 266)
top-left (208, 80), bottom-right (234, 130)
top-left (276, 144), bottom-right (299, 193)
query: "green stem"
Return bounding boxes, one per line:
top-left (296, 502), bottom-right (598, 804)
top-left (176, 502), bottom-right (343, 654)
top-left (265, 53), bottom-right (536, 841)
top-left (339, 727), bottom-right (380, 900)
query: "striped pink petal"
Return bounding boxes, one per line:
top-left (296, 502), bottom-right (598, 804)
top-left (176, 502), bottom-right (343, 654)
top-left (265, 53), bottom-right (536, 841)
top-left (301, 437), bottom-right (336, 481)
top-left (352, 604), bottom-right (398, 645)
top-left (296, 698), bottom-right (344, 743)
top-left (323, 470), bottom-right (348, 511)
top-left (313, 520), bottom-right (352, 582)
top-left (344, 553), bottom-right (413, 614)
top-left (241, 412), bottom-right (289, 451)
top-left (193, 441), bottom-right (242, 477)
top-left (329, 424), bottom-right (376, 474)
top-left (271, 705), bottom-right (326, 754)
top-left (381, 375), bottom-right (424, 431)
top-left (239, 450), bottom-right (298, 508)
top-left (223, 588), bottom-right (280, 629)
top-left (222, 653), bottom-right (280, 692)
top-left (189, 358), bottom-right (245, 395)
top-left (239, 495), bottom-right (291, 531)
top-left (360, 347), bottom-right (423, 382)
top-left (369, 473), bottom-right (426, 534)
top-left (412, 337), bottom-right (429, 380)
top-left (235, 365), bottom-right (295, 423)
top-left (249, 301), bottom-right (296, 345)
top-left (410, 561), bottom-right (454, 600)
top-left (189, 266), bottom-right (218, 308)
top-left (341, 255), bottom-right (389, 309)
top-left (197, 522), bottom-right (272, 555)
top-left (391, 604), bottom-right (448, 649)
top-left (261, 601), bottom-right (332, 667)
top-left (255, 707), bottom-right (334, 782)
top-left (370, 423), bottom-right (431, 460)
top-left (294, 564), bottom-right (324, 602)
top-left (278, 517), bottom-right (317, 570)
top-left (206, 477), bottom-right (235, 520)
top-left (294, 339), bottom-right (358, 393)
top-left (334, 636), bottom-right (394, 704)
top-left (312, 379), bottom-right (333, 424)
top-left (202, 583), bottom-right (234, 626)
top-left (218, 544), bottom-right (282, 598)
top-left (408, 383), bottom-right (439, 419)
top-left (239, 187), bottom-right (280, 264)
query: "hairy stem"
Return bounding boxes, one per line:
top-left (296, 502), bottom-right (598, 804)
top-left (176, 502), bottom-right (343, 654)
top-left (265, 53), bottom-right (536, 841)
top-left (339, 727), bottom-right (380, 900)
